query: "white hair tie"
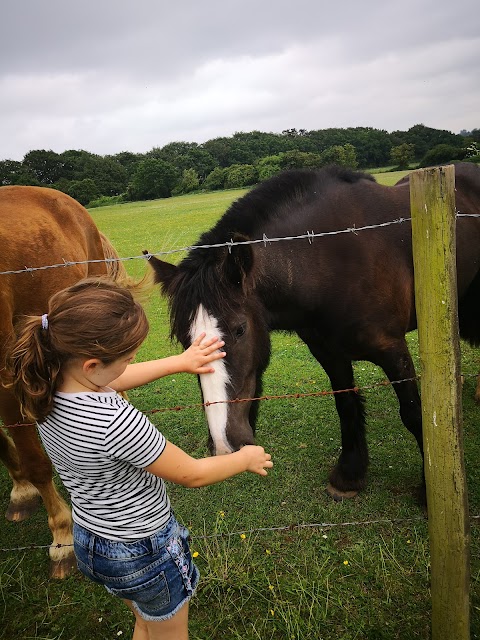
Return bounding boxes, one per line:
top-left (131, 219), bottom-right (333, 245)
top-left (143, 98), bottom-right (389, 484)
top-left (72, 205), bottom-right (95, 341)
top-left (41, 314), bottom-right (49, 330)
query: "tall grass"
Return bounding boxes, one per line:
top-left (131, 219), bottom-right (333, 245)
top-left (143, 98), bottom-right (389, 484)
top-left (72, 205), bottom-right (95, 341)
top-left (1, 172), bottom-right (480, 639)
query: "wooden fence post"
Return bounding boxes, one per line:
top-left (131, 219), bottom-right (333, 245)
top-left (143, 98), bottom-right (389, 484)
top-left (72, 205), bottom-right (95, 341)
top-left (410, 165), bottom-right (470, 639)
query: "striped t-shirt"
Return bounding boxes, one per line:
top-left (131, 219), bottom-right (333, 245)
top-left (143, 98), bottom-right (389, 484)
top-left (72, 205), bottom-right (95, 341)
top-left (38, 390), bottom-right (170, 541)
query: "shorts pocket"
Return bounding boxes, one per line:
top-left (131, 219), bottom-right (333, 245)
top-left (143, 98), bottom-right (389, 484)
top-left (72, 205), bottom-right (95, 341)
top-left (107, 570), bottom-right (170, 611)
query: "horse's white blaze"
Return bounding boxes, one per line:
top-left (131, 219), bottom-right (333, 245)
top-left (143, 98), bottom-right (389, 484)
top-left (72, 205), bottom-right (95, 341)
top-left (189, 305), bottom-right (232, 454)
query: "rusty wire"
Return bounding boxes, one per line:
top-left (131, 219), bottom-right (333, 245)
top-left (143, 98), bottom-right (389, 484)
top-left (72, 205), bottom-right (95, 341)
top-left (0, 374), bottom-right (421, 428)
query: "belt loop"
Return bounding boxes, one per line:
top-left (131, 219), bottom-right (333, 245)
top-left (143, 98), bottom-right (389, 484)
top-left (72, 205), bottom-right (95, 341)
top-left (88, 533), bottom-right (96, 569)
top-left (150, 532), bottom-right (159, 554)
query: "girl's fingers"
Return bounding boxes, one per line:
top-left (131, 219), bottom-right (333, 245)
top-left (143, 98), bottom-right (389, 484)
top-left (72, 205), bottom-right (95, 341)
top-left (192, 333), bottom-right (223, 349)
top-left (202, 340), bottom-right (225, 354)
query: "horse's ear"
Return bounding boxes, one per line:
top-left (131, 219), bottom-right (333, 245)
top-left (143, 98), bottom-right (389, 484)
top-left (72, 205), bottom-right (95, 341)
top-left (221, 233), bottom-right (254, 289)
top-left (143, 251), bottom-right (178, 294)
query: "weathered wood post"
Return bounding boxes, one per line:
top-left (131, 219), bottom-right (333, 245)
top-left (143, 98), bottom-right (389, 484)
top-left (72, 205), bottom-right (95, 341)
top-left (410, 164), bottom-right (470, 639)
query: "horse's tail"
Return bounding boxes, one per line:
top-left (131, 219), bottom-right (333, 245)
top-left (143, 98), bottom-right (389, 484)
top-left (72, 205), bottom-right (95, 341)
top-left (99, 232), bottom-right (153, 302)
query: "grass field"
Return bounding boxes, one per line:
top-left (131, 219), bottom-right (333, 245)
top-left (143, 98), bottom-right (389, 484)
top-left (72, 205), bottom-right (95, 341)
top-left (2, 169), bottom-right (480, 639)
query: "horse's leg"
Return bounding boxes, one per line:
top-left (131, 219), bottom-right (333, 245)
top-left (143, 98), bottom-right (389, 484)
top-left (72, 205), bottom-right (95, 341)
top-left (0, 428), bottom-right (42, 521)
top-left (371, 340), bottom-right (425, 501)
top-left (372, 341), bottom-right (423, 454)
top-left (297, 330), bottom-right (368, 500)
top-left (1, 385), bottom-right (76, 577)
top-left (9, 424), bottom-right (76, 578)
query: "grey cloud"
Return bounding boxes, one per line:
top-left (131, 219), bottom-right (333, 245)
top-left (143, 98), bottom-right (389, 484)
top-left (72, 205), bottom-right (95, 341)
top-left (0, 0), bottom-right (479, 160)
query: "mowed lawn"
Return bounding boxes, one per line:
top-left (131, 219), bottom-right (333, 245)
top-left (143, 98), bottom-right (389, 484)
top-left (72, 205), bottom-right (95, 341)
top-left (2, 169), bottom-right (480, 639)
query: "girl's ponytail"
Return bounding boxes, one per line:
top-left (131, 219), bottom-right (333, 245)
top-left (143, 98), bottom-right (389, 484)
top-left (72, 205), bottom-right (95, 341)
top-left (6, 315), bottom-right (63, 422)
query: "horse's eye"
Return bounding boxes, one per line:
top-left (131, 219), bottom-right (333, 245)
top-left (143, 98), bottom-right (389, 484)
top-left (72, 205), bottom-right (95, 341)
top-left (235, 323), bottom-right (246, 339)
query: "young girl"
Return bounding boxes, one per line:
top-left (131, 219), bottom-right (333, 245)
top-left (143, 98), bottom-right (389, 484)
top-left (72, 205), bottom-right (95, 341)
top-left (7, 277), bottom-right (273, 640)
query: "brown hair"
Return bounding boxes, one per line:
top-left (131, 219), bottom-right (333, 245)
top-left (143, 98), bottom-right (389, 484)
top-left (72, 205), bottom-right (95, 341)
top-left (6, 277), bottom-right (149, 422)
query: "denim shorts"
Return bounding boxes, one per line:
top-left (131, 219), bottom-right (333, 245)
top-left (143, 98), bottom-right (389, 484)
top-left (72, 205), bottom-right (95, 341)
top-left (73, 514), bottom-right (199, 621)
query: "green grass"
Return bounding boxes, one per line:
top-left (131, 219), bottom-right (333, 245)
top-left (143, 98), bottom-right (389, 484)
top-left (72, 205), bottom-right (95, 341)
top-left (2, 171), bottom-right (480, 639)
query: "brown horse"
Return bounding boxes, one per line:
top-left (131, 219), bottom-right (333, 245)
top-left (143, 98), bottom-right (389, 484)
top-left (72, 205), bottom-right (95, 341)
top-left (0, 185), bottom-right (129, 578)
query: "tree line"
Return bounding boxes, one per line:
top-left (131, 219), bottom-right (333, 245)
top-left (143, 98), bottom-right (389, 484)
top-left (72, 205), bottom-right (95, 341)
top-left (1, 124), bottom-right (479, 207)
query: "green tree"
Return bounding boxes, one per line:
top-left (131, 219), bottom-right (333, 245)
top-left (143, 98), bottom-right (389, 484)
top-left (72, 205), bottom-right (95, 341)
top-left (203, 167), bottom-right (225, 191)
top-left (391, 124), bottom-right (464, 161)
top-left (22, 149), bottom-right (66, 184)
top-left (82, 155), bottom-right (128, 196)
top-left (0, 160), bottom-right (23, 186)
top-left (173, 169), bottom-right (200, 195)
top-left (202, 137), bottom-right (237, 167)
top-left (279, 150), bottom-right (323, 170)
top-left (470, 129), bottom-right (480, 143)
top-left (58, 150), bottom-right (94, 181)
top-left (390, 143), bottom-right (415, 169)
top-left (307, 127), bottom-right (390, 167)
top-left (465, 142), bottom-right (480, 158)
top-left (108, 151), bottom-right (144, 179)
top-left (257, 155), bottom-right (282, 181)
top-left (64, 178), bottom-right (99, 206)
top-left (342, 143), bottom-right (359, 169)
top-left (282, 128), bottom-right (308, 137)
top-left (321, 145), bottom-right (345, 166)
top-left (176, 148), bottom-right (218, 181)
top-left (127, 158), bottom-right (179, 200)
top-left (224, 164), bottom-right (258, 189)
top-left (418, 144), bottom-right (465, 167)
top-left (319, 143), bottom-right (359, 168)
top-left (149, 141), bottom-right (198, 163)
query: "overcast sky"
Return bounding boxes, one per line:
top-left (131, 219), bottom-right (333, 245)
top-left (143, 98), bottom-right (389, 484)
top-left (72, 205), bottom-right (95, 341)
top-left (1, 0), bottom-right (478, 161)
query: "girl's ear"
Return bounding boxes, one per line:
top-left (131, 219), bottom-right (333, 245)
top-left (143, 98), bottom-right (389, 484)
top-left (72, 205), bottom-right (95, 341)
top-left (83, 358), bottom-right (101, 374)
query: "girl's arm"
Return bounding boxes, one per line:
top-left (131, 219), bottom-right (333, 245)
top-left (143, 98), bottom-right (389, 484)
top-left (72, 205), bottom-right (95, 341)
top-left (110, 334), bottom-right (225, 392)
top-left (145, 441), bottom-right (273, 488)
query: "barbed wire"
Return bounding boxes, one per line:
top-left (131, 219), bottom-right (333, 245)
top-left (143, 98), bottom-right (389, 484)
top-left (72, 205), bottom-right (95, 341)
top-left (3, 373), bottom-right (479, 429)
top-left (145, 376), bottom-right (420, 416)
top-left (2, 513), bottom-right (480, 555)
top-left (1, 375), bottom-right (408, 428)
top-left (1, 211), bottom-right (479, 278)
top-left (0, 217), bottom-right (411, 276)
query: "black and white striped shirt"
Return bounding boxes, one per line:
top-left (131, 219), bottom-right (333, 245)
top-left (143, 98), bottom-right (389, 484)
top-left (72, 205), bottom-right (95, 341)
top-left (38, 390), bottom-right (170, 541)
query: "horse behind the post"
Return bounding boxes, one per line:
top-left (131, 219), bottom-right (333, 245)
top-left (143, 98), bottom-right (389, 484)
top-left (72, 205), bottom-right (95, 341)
top-left (147, 162), bottom-right (480, 502)
top-left (0, 185), bottom-right (131, 578)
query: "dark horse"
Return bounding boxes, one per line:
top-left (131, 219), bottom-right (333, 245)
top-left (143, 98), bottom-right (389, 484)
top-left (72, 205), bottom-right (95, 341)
top-left (0, 185), bottom-right (132, 577)
top-left (148, 163), bottom-right (480, 500)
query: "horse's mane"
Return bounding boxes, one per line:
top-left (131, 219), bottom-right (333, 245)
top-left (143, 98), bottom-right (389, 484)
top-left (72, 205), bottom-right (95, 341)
top-left (166, 165), bottom-right (374, 342)
top-left (197, 165), bottom-right (374, 245)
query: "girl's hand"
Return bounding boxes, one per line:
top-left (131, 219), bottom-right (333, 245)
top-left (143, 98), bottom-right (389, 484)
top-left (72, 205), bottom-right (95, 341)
top-left (240, 445), bottom-right (273, 476)
top-left (181, 333), bottom-right (226, 374)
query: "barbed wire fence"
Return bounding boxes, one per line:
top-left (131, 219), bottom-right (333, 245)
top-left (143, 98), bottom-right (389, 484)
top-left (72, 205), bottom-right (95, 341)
top-left (1, 209), bottom-right (480, 558)
top-left (1, 211), bottom-right (479, 277)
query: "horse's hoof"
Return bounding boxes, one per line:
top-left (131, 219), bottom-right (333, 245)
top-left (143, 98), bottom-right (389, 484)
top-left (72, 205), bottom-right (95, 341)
top-left (5, 494), bottom-right (42, 521)
top-left (326, 483), bottom-right (358, 501)
top-left (50, 556), bottom-right (78, 580)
